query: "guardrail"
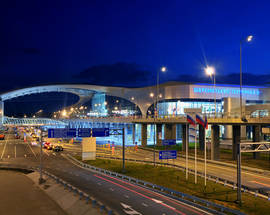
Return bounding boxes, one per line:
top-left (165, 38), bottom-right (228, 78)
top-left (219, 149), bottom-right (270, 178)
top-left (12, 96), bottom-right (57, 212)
top-left (42, 170), bottom-right (116, 215)
top-left (0, 163), bottom-right (117, 215)
top-left (65, 154), bottom-right (247, 215)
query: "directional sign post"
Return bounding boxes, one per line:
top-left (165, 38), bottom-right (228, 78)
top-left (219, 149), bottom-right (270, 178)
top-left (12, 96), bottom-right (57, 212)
top-left (92, 128), bottom-right (110, 137)
top-left (78, 128), bottom-right (91, 137)
top-left (159, 150), bottom-right (177, 160)
top-left (162, 139), bottom-right (176, 146)
top-left (48, 128), bottom-right (76, 138)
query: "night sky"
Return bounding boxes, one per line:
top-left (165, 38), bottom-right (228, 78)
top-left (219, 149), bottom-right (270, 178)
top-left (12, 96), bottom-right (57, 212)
top-left (1, 0), bottom-right (270, 94)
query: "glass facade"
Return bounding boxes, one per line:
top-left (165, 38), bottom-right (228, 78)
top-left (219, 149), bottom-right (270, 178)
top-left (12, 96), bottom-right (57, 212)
top-left (157, 99), bottom-right (222, 116)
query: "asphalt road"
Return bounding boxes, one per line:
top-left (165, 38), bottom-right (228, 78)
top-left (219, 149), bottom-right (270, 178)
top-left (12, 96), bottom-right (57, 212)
top-left (0, 133), bottom-right (213, 215)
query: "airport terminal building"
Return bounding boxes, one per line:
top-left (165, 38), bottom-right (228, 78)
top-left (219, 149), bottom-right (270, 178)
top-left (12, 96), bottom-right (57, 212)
top-left (1, 82), bottom-right (270, 144)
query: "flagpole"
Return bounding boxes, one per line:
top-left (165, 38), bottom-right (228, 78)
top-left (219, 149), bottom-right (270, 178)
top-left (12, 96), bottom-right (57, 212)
top-left (186, 123), bottom-right (188, 180)
top-left (195, 124), bottom-right (197, 184)
top-left (204, 123), bottom-right (207, 187)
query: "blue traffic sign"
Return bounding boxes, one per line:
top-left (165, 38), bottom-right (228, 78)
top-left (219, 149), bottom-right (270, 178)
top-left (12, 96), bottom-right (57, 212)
top-left (92, 128), bottom-right (110, 137)
top-left (78, 128), bottom-right (91, 137)
top-left (159, 150), bottom-right (177, 160)
top-left (48, 128), bottom-right (76, 138)
top-left (162, 139), bottom-right (176, 146)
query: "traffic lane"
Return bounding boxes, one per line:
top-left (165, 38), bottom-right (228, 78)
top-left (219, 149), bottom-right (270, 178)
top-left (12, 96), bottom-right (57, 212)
top-left (94, 173), bottom-right (210, 215)
top-left (42, 155), bottom-right (210, 215)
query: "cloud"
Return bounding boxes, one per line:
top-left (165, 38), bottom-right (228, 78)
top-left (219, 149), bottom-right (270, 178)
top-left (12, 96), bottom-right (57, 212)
top-left (74, 62), bottom-right (152, 87)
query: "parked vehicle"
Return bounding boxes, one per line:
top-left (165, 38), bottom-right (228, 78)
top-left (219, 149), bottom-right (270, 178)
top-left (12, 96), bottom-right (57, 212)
top-left (0, 134), bottom-right (5, 140)
top-left (52, 145), bottom-right (63, 152)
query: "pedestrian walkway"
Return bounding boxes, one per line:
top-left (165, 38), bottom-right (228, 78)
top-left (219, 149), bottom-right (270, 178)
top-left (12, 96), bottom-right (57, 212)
top-left (0, 170), bottom-right (66, 215)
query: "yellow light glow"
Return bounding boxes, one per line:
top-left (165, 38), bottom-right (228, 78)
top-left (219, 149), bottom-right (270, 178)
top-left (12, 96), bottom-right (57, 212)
top-left (150, 93), bottom-right (154, 98)
top-left (62, 110), bottom-right (67, 117)
top-left (247, 35), bottom-right (253, 42)
top-left (161, 66), bottom-right (167, 72)
top-left (205, 66), bottom-right (215, 76)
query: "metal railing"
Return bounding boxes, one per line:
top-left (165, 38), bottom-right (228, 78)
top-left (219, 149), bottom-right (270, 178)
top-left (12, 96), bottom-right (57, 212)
top-left (0, 163), bottom-right (117, 215)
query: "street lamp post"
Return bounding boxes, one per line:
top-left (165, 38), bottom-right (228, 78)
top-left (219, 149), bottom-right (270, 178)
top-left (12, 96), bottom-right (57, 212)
top-left (205, 66), bottom-right (216, 117)
top-left (237, 35), bottom-right (253, 205)
top-left (240, 35), bottom-right (253, 120)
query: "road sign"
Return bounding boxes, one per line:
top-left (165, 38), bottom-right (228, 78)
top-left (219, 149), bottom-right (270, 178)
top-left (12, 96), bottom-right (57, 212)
top-left (78, 128), bottom-right (91, 137)
top-left (162, 139), bottom-right (176, 146)
top-left (159, 150), bottom-right (177, 159)
top-left (92, 128), bottom-right (110, 137)
top-left (48, 128), bottom-right (76, 138)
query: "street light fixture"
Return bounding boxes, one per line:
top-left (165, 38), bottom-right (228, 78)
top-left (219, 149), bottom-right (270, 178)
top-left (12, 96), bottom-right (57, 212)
top-left (205, 66), bottom-right (216, 117)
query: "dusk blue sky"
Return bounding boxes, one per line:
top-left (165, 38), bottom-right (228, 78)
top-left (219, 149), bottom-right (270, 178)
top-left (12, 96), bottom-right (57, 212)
top-left (1, 0), bottom-right (270, 93)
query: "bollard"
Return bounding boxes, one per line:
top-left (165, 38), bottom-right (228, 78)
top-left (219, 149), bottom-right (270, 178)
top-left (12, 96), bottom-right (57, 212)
top-left (108, 210), bottom-right (113, 215)
top-left (100, 205), bottom-right (105, 212)
top-left (79, 192), bottom-right (83, 200)
top-left (64, 183), bottom-right (67, 189)
top-left (86, 196), bottom-right (90, 204)
top-left (92, 199), bottom-right (97, 207)
top-left (255, 190), bottom-right (258, 197)
top-left (233, 183), bottom-right (236, 190)
top-left (224, 181), bottom-right (226, 186)
top-left (69, 185), bottom-right (72, 192)
top-left (268, 193), bottom-right (270, 201)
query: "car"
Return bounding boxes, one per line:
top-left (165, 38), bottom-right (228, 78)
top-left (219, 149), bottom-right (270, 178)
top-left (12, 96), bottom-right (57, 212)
top-left (44, 142), bottom-right (52, 150)
top-left (52, 145), bottom-right (63, 152)
top-left (0, 134), bottom-right (5, 140)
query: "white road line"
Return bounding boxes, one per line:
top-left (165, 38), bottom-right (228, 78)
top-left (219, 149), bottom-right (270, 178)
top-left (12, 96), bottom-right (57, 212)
top-left (98, 182), bottom-right (101, 185)
top-left (124, 195), bottom-right (129, 198)
top-left (14, 145), bottom-right (16, 158)
top-left (42, 149), bottom-right (50, 156)
top-left (109, 188), bottom-right (114, 191)
top-left (26, 142), bottom-right (37, 158)
top-left (0, 142), bottom-right (7, 160)
top-left (142, 203), bottom-right (148, 207)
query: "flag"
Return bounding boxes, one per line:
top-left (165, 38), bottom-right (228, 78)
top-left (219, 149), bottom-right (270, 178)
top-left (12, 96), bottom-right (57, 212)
top-left (187, 114), bottom-right (196, 126)
top-left (196, 114), bottom-right (205, 127)
top-left (204, 115), bottom-right (208, 129)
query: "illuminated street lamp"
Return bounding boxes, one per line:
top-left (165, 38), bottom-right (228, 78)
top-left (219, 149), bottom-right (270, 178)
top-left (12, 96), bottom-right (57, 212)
top-left (157, 67), bottom-right (167, 117)
top-left (205, 66), bottom-right (216, 117)
top-left (240, 35), bottom-right (253, 120)
top-left (62, 110), bottom-right (67, 117)
top-left (237, 35), bottom-right (253, 206)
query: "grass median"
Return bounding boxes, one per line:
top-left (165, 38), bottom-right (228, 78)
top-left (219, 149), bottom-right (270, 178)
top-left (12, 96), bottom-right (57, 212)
top-left (75, 155), bottom-right (270, 215)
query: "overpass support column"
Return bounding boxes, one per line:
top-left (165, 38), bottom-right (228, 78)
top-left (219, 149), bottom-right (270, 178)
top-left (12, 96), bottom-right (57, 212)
top-left (252, 125), bottom-right (261, 159)
top-left (164, 124), bottom-right (176, 140)
top-left (199, 124), bottom-right (205, 151)
top-left (232, 125), bottom-right (241, 160)
top-left (182, 124), bottom-right (189, 151)
top-left (156, 124), bottom-right (162, 146)
top-left (132, 124), bottom-right (135, 145)
top-left (211, 125), bottom-right (220, 160)
top-left (0, 100), bottom-right (3, 125)
top-left (141, 124), bottom-right (147, 146)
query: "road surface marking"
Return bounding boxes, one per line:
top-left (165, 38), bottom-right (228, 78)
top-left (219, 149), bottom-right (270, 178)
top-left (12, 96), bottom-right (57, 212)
top-left (14, 145), bottom-right (16, 158)
top-left (99, 173), bottom-right (207, 215)
top-left (95, 174), bottom-right (186, 215)
top-left (0, 142), bottom-right (7, 159)
top-left (142, 203), bottom-right (148, 207)
top-left (26, 142), bottom-right (37, 158)
top-left (124, 195), bottom-right (129, 198)
top-left (110, 188), bottom-right (114, 191)
top-left (120, 202), bottom-right (142, 215)
top-left (97, 182), bottom-right (102, 186)
top-left (250, 180), bottom-right (270, 188)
